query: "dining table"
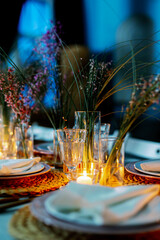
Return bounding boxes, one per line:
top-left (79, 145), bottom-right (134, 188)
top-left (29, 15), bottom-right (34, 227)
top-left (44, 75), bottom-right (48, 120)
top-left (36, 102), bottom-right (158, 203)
top-left (1, 137), bottom-right (160, 240)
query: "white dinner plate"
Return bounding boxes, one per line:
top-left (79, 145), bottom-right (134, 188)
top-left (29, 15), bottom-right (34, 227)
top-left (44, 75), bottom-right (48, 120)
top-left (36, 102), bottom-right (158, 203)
top-left (134, 160), bottom-right (160, 177)
top-left (0, 163), bottom-right (45, 177)
top-left (31, 191), bottom-right (160, 235)
top-left (34, 143), bottom-right (53, 155)
top-left (44, 190), bottom-right (160, 227)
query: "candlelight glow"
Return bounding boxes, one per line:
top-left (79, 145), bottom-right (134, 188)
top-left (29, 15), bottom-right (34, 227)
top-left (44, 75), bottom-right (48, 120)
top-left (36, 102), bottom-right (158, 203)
top-left (77, 170), bottom-right (92, 185)
top-left (77, 175), bottom-right (92, 185)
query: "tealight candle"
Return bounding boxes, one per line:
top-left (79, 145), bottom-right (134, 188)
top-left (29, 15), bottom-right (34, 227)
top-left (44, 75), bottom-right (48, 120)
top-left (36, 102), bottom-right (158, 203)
top-left (77, 175), bottom-right (92, 185)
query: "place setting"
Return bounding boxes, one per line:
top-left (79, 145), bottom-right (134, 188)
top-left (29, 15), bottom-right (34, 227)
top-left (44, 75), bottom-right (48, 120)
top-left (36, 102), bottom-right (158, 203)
top-left (0, 151), bottom-right (68, 198)
top-left (125, 159), bottom-right (160, 180)
top-left (9, 182), bottom-right (160, 240)
top-left (0, 157), bottom-right (50, 179)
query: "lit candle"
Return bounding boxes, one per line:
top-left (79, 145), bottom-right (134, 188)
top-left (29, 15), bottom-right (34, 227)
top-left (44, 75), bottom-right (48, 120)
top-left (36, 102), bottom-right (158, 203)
top-left (77, 171), bottom-right (92, 185)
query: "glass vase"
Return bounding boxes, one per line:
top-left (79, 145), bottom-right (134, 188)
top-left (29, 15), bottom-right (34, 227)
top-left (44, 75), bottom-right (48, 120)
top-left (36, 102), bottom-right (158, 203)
top-left (52, 129), bottom-right (63, 167)
top-left (100, 137), bottom-right (125, 187)
top-left (0, 124), bottom-right (16, 159)
top-left (14, 124), bottom-right (33, 159)
top-left (75, 111), bottom-right (101, 164)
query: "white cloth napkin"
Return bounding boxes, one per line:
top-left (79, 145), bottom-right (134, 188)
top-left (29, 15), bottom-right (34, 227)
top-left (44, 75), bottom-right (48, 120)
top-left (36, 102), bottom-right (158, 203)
top-left (44, 182), bottom-right (160, 226)
top-left (0, 157), bottom-right (41, 175)
top-left (141, 161), bottom-right (160, 172)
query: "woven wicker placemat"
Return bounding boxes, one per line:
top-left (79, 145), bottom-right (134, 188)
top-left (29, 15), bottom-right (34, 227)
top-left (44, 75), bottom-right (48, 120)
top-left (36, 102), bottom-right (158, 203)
top-left (124, 166), bottom-right (160, 185)
top-left (0, 170), bottom-right (69, 197)
top-left (9, 205), bottom-right (160, 240)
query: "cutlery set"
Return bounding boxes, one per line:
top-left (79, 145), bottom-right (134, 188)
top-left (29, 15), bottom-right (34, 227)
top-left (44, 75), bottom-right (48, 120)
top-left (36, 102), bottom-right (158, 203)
top-left (0, 196), bottom-right (33, 211)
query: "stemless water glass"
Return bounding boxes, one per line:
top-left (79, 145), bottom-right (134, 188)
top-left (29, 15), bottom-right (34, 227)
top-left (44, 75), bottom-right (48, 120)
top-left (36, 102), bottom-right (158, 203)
top-left (57, 129), bottom-right (86, 180)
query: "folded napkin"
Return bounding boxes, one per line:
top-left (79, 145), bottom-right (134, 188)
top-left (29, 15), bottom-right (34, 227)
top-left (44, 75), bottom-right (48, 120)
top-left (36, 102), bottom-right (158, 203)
top-left (0, 157), bottom-right (41, 175)
top-left (141, 161), bottom-right (160, 172)
top-left (44, 182), bottom-right (160, 226)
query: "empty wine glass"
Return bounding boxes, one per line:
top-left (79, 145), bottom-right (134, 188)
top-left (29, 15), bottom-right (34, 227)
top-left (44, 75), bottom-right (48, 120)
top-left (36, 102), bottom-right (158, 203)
top-left (57, 129), bottom-right (86, 180)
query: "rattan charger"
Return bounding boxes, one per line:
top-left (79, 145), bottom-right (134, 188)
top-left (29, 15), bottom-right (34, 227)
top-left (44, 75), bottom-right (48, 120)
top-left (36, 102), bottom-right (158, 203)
top-left (0, 169), bottom-right (69, 197)
top-left (9, 204), bottom-right (160, 240)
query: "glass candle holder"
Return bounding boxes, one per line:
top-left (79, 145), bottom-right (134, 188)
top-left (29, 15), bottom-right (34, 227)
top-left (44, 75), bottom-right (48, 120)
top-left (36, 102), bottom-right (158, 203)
top-left (76, 162), bottom-right (99, 185)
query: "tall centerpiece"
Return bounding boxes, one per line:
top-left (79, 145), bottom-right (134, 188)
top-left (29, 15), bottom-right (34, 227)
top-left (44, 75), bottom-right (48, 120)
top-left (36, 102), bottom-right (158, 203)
top-left (100, 75), bottom-right (160, 186)
top-left (74, 59), bottom-right (113, 166)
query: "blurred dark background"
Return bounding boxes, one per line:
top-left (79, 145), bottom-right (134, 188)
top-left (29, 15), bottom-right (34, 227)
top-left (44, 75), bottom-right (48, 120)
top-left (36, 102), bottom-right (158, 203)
top-left (1, 0), bottom-right (160, 142)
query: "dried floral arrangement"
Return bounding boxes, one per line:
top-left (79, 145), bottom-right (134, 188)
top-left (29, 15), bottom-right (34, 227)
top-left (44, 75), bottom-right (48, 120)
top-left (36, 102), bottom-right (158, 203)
top-left (0, 66), bottom-right (47, 125)
top-left (0, 22), bottom-right (120, 127)
top-left (100, 74), bottom-right (160, 185)
top-left (0, 23), bottom-right (70, 127)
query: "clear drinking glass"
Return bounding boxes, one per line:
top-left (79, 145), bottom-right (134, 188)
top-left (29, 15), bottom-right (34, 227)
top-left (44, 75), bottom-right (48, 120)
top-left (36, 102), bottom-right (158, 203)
top-left (57, 129), bottom-right (86, 180)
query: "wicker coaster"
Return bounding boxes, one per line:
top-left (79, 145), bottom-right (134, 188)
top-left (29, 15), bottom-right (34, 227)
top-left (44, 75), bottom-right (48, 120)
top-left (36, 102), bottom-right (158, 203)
top-left (9, 205), bottom-right (160, 240)
top-left (0, 170), bottom-right (69, 197)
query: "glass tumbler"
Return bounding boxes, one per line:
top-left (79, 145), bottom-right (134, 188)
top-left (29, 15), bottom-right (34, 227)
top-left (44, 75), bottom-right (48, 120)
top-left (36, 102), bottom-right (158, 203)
top-left (57, 129), bottom-right (86, 180)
